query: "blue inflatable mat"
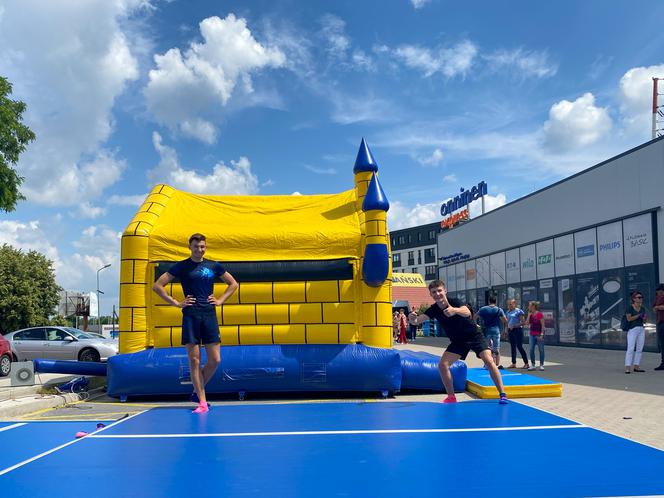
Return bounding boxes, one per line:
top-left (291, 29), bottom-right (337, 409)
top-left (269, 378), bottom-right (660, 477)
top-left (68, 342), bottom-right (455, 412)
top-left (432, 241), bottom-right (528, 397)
top-left (397, 349), bottom-right (467, 392)
top-left (107, 344), bottom-right (402, 399)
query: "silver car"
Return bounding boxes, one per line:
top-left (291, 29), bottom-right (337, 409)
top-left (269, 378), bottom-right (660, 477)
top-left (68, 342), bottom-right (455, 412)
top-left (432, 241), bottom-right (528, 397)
top-left (5, 326), bottom-right (118, 362)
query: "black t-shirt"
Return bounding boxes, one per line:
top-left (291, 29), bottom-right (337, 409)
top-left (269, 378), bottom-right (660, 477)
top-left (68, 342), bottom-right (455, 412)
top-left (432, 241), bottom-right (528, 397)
top-left (168, 258), bottom-right (227, 315)
top-left (424, 298), bottom-right (478, 341)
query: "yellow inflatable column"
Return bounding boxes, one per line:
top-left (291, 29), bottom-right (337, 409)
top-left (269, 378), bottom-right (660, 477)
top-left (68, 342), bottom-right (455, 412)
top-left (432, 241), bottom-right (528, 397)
top-left (119, 184), bottom-right (174, 353)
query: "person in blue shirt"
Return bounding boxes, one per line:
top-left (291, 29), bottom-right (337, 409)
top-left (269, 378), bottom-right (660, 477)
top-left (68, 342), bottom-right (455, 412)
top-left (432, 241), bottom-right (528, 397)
top-left (505, 299), bottom-right (529, 369)
top-left (476, 295), bottom-right (507, 369)
top-left (153, 233), bottom-right (238, 413)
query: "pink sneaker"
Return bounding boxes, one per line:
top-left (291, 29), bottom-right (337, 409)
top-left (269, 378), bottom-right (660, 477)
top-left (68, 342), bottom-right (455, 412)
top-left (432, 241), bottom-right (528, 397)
top-left (442, 395), bottom-right (457, 404)
top-left (192, 402), bottom-right (209, 414)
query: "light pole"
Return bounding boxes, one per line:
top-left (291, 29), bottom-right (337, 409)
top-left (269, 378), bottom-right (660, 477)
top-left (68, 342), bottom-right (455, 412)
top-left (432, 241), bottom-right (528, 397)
top-left (96, 263), bottom-right (111, 329)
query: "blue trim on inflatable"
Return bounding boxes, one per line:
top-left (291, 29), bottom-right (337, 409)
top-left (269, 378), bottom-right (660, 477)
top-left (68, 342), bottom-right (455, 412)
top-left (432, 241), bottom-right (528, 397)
top-left (107, 344), bottom-right (402, 399)
top-left (362, 244), bottom-right (389, 287)
top-left (353, 138), bottom-right (379, 173)
top-left (398, 350), bottom-right (466, 392)
top-left (33, 359), bottom-right (108, 377)
top-left (362, 173), bottom-right (389, 212)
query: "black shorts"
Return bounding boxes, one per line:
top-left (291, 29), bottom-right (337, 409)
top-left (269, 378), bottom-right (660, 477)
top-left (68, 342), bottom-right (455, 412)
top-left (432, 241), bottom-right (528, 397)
top-left (446, 330), bottom-right (490, 360)
top-left (181, 311), bottom-right (220, 345)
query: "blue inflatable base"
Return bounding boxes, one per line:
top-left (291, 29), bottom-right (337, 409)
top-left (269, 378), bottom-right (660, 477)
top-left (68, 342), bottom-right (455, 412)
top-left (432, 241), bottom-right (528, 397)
top-left (108, 344), bottom-right (402, 400)
top-left (397, 349), bottom-right (467, 393)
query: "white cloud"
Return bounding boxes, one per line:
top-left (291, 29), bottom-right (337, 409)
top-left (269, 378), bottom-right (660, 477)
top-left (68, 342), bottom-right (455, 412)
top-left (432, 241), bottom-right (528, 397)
top-left (484, 48), bottom-right (557, 78)
top-left (0, 1), bottom-right (142, 207)
top-left (393, 40), bottom-right (477, 78)
top-left (148, 132), bottom-right (259, 194)
top-left (144, 14), bottom-right (285, 143)
top-left (417, 148), bottom-right (444, 166)
top-left (619, 64), bottom-right (664, 137)
top-left (304, 165), bottom-right (337, 175)
top-left (74, 203), bottom-right (107, 220)
top-left (543, 93), bottom-right (612, 151)
top-left (411, 0), bottom-right (432, 9)
top-left (108, 194), bottom-right (148, 206)
top-left (320, 14), bottom-right (350, 60)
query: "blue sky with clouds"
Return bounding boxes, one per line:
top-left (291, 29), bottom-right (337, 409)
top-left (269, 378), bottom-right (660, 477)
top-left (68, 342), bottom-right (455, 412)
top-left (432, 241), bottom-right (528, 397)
top-left (1, 0), bottom-right (664, 315)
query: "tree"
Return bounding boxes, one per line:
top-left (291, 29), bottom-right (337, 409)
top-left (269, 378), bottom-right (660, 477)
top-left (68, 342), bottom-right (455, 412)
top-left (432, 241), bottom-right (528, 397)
top-left (0, 76), bottom-right (36, 212)
top-left (0, 244), bottom-right (61, 334)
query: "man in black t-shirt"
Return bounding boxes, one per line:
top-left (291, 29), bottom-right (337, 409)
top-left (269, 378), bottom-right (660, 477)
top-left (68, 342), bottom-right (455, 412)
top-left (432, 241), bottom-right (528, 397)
top-left (414, 279), bottom-right (508, 404)
top-left (153, 233), bottom-right (238, 413)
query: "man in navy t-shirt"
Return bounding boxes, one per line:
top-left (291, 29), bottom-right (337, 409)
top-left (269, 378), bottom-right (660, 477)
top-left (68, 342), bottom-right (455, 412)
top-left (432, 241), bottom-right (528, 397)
top-left (476, 295), bottom-right (507, 369)
top-left (153, 233), bottom-right (238, 414)
top-left (413, 279), bottom-right (508, 404)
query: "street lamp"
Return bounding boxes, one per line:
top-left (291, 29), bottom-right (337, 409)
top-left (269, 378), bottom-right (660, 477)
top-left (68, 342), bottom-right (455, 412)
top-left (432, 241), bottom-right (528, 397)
top-left (96, 263), bottom-right (111, 329)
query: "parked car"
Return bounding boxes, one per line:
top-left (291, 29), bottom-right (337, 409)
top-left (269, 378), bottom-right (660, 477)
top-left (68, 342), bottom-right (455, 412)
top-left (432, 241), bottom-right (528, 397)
top-left (0, 334), bottom-right (13, 376)
top-left (5, 326), bottom-right (119, 362)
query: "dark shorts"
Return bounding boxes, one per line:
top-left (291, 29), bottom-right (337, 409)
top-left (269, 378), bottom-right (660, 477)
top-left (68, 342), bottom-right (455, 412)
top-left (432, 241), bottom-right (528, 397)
top-left (446, 330), bottom-right (490, 360)
top-left (181, 311), bottom-right (220, 345)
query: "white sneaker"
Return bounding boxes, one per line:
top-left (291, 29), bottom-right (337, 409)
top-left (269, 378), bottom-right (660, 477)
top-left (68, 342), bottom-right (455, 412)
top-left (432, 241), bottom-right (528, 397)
top-left (528, 366), bottom-right (536, 371)
top-left (538, 365), bottom-right (545, 371)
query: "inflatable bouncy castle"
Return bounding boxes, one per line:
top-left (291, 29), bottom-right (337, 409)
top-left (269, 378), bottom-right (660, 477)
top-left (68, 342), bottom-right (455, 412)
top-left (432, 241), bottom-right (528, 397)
top-left (108, 139), bottom-right (466, 399)
top-left (118, 138), bottom-right (391, 353)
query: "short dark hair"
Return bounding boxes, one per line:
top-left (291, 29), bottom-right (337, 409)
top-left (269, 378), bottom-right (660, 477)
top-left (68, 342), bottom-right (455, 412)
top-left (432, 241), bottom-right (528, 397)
top-left (488, 295), bottom-right (497, 304)
top-left (428, 279), bottom-right (446, 290)
top-left (189, 233), bottom-right (206, 245)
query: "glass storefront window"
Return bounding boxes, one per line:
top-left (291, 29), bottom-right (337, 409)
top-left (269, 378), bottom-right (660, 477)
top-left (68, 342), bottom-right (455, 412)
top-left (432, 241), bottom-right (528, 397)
top-left (557, 277), bottom-right (576, 344)
top-left (576, 274), bottom-right (601, 345)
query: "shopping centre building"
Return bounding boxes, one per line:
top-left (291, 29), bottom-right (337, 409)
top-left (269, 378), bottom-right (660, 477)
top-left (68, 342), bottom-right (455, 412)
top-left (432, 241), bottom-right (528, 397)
top-left (436, 136), bottom-right (664, 351)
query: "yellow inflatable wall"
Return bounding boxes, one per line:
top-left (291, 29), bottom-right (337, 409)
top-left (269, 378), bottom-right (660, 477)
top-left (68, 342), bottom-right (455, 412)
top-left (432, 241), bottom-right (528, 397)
top-left (119, 141), bottom-right (392, 353)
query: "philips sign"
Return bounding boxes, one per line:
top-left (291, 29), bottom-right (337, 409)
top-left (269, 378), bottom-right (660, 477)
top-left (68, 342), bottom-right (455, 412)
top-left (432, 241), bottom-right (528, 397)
top-left (440, 181), bottom-right (488, 216)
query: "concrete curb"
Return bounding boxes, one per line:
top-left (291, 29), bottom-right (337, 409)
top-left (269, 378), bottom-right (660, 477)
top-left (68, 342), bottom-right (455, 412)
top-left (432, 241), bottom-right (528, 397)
top-left (0, 392), bottom-right (83, 419)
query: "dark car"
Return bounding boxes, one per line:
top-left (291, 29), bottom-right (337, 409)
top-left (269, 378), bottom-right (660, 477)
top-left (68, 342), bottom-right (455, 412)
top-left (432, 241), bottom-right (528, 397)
top-left (0, 334), bottom-right (14, 376)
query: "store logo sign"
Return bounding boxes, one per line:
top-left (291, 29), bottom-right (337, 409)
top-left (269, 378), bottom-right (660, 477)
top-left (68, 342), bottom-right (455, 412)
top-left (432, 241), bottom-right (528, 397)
top-left (537, 254), bottom-right (552, 265)
top-left (576, 245), bottom-right (595, 258)
top-left (440, 181), bottom-right (488, 216)
top-left (522, 258), bottom-right (534, 269)
top-left (599, 241), bottom-right (621, 252)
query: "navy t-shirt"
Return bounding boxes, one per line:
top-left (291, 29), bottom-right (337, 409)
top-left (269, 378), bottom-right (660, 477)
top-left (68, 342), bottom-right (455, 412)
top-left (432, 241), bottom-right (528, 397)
top-left (424, 298), bottom-right (478, 342)
top-left (477, 305), bottom-right (505, 332)
top-left (167, 258), bottom-right (227, 315)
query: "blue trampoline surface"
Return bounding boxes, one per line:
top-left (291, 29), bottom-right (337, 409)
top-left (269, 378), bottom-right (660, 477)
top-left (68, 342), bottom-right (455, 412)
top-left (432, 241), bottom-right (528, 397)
top-left (467, 367), bottom-right (560, 386)
top-left (2, 401), bottom-right (663, 498)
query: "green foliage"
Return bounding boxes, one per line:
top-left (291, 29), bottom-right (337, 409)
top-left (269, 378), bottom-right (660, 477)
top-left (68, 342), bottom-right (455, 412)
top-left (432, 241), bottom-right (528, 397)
top-left (0, 244), bottom-right (61, 334)
top-left (0, 76), bottom-right (36, 212)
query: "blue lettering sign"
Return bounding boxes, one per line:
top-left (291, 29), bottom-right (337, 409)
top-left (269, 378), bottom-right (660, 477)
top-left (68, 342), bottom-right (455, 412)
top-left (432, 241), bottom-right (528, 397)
top-left (576, 245), bottom-right (595, 258)
top-left (440, 181), bottom-right (487, 216)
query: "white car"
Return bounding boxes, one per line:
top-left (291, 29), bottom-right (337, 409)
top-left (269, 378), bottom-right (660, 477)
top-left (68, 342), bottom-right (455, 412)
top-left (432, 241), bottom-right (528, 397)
top-left (5, 326), bottom-right (119, 362)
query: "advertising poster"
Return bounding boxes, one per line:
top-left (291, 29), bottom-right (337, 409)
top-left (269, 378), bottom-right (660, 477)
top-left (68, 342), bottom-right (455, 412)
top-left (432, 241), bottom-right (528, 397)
top-left (520, 244), bottom-right (537, 282)
top-left (476, 257), bottom-right (490, 289)
top-left (536, 239), bottom-right (554, 279)
top-left (599, 270), bottom-right (626, 347)
top-left (455, 263), bottom-right (466, 291)
top-left (597, 221), bottom-right (624, 270)
top-left (490, 252), bottom-right (506, 287)
top-left (465, 260), bottom-right (476, 289)
top-left (557, 278), bottom-right (576, 343)
top-left (623, 214), bottom-right (653, 267)
top-left (574, 228), bottom-right (598, 274)
top-left (538, 279), bottom-right (556, 340)
top-left (506, 248), bottom-right (520, 284)
top-left (575, 275), bottom-right (601, 344)
top-left (554, 234), bottom-right (575, 276)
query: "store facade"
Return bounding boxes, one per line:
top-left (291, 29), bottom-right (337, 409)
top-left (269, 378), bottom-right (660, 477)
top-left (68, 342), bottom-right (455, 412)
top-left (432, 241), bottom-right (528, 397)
top-left (437, 137), bottom-right (664, 351)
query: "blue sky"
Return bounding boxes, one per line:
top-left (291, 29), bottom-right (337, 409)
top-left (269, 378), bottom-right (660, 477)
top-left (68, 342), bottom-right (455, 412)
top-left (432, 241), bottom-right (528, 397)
top-left (1, 0), bottom-right (664, 315)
